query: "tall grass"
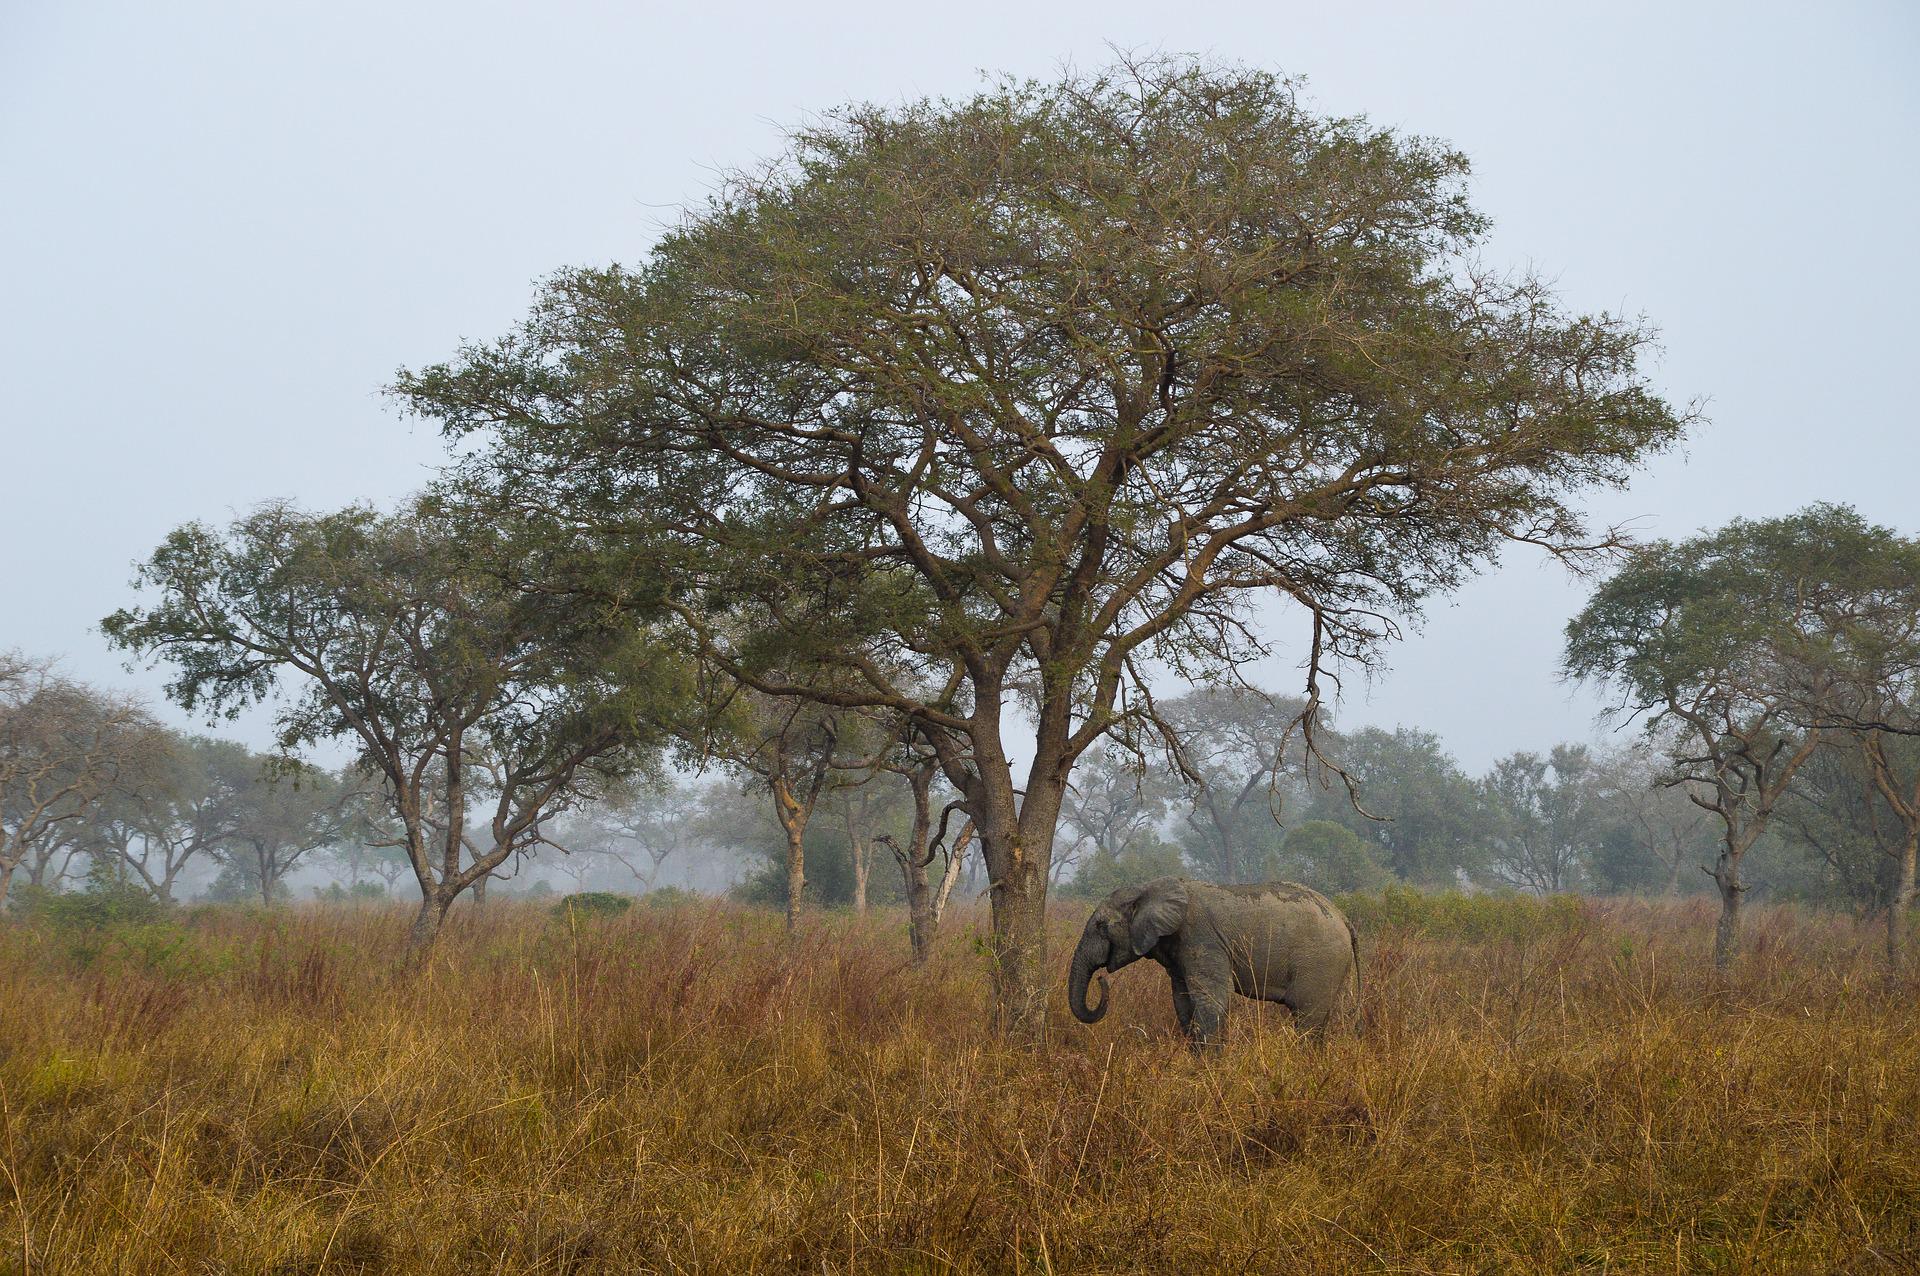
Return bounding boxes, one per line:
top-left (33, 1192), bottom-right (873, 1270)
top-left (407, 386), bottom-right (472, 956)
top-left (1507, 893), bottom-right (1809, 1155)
top-left (2, 895), bottom-right (1916, 1273)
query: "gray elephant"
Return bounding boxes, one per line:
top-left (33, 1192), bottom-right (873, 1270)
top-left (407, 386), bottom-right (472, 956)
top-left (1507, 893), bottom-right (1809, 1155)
top-left (1067, 877), bottom-right (1359, 1046)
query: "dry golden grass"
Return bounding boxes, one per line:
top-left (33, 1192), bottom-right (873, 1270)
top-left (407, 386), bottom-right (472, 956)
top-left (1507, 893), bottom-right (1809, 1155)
top-left (2, 895), bottom-right (1917, 1274)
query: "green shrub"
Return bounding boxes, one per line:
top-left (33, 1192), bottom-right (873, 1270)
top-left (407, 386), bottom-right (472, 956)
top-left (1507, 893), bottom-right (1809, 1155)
top-left (314, 881), bottom-right (388, 904)
top-left (1066, 836), bottom-right (1189, 899)
top-left (1336, 885), bottom-right (1588, 942)
top-left (643, 885), bottom-right (699, 909)
top-left (14, 879), bottom-right (170, 929)
top-left (551, 891), bottom-right (634, 921)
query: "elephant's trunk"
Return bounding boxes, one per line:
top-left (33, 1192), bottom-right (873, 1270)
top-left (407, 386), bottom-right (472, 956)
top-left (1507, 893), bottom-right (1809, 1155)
top-left (1068, 935), bottom-right (1110, 1024)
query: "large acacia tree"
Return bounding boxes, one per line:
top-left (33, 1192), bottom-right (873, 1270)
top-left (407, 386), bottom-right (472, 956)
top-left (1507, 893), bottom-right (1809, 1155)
top-left (400, 59), bottom-right (1687, 1036)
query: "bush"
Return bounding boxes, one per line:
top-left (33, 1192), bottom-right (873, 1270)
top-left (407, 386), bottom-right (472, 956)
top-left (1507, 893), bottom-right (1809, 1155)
top-left (1067, 836), bottom-right (1189, 899)
top-left (1335, 885), bottom-right (1588, 942)
top-left (314, 881), bottom-right (388, 904)
top-left (551, 891), bottom-right (634, 921)
top-left (1278, 820), bottom-right (1395, 894)
top-left (13, 879), bottom-right (171, 929)
top-left (642, 885), bottom-right (700, 909)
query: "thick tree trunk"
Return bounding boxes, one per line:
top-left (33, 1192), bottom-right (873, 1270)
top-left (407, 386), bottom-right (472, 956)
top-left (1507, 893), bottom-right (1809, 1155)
top-left (1889, 830), bottom-right (1917, 975)
top-left (408, 894), bottom-right (444, 949)
top-left (984, 839), bottom-right (1052, 1042)
top-left (0, 861), bottom-right (13, 911)
top-left (472, 872), bottom-right (489, 911)
top-left (1663, 850), bottom-right (1684, 897)
top-left (979, 767), bottom-right (1067, 1044)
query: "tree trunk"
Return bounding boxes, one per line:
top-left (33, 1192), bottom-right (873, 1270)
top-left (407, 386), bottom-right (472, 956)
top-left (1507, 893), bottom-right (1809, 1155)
top-left (0, 861), bottom-right (13, 911)
top-left (904, 862), bottom-right (933, 963)
top-left (472, 872), bottom-right (490, 911)
top-left (931, 823), bottom-right (972, 924)
top-left (408, 894), bottom-right (444, 949)
top-left (784, 825), bottom-right (805, 933)
top-left (977, 762), bottom-right (1065, 1044)
top-left (1663, 849), bottom-right (1684, 897)
top-left (851, 836), bottom-right (869, 914)
top-left (985, 842), bottom-right (1051, 1042)
top-left (1889, 829), bottom-right (1917, 975)
top-left (1711, 850), bottom-right (1745, 972)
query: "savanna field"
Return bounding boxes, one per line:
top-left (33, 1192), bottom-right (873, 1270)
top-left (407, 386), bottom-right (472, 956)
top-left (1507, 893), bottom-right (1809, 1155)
top-left (3, 895), bottom-right (1917, 1276)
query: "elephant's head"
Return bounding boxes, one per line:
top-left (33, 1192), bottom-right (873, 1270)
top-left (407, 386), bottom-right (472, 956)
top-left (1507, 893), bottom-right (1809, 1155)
top-left (1067, 877), bottom-right (1190, 1024)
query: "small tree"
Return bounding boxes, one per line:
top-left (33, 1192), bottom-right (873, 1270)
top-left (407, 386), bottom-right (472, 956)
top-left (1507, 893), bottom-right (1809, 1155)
top-left (1, 653), bottom-right (158, 909)
top-left (215, 761), bottom-right (347, 906)
top-left (1277, 820), bottom-right (1392, 894)
top-left (705, 691), bottom-right (848, 932)
top-left (1481, 745), bottom-right (1607, 894)
top-left (104, 499), bottom-right (681, 946)
top-left (1163, 688), bottom-right (1314, 884)
top-left (403, 58), bottom-right (1689, 1036)
top-left (1057, 742), bottom-right (1177, 886)
top-left (1591, 737), bottom-right (1717, 896)
top-left (875, 734), bottom-right (974, 963)
top-left (1304, 725), bottom-right (1488, 886)
top-left (1566, 505), bottom-right (1919, 969)
top-left (85, 733), bottom-right (258, 902)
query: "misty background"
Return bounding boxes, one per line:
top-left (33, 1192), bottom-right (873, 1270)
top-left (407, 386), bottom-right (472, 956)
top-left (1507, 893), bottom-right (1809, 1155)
top-left (3, 1), bottom-right (1916, 778)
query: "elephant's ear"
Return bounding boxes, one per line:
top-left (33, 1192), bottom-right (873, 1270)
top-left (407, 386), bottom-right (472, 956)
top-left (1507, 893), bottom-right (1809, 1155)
top-left (1128, 877), bottom-right (1189, 956)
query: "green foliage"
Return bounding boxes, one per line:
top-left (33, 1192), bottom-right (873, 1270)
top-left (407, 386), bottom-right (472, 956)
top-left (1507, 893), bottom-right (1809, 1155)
top-left (1336, 885), bottom-right (1588, 942)
top-left (642, 885), bottom-right (699, 909)
top-left (14, 877), bottom-right (170, 929)
top-left (1302, 726), bottom-right (1490, 886)
top-left (1067, 835), bottom-right (1189, 899)
top-left (314, 881), bottom-right (388, 903)
top-left (1566, 505), bottom-right (1920, 729)
top-left (1276, 820), bottom-right (1395, 894)
top-left (551, 891), bottom-right (634, 921)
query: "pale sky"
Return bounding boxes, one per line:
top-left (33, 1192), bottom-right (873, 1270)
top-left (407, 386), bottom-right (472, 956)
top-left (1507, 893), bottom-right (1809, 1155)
top-left (3, 1), bottom-right (1915, 770)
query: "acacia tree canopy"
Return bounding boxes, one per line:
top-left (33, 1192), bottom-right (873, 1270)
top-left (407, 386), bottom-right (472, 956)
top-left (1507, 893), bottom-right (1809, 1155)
top-left (399, 58), bottom-right (1689, 1035)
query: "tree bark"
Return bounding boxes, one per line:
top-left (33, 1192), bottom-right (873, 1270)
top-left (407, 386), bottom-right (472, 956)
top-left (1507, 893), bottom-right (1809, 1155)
top-left (931, 823), bottom-right (972, 925)
top-left (0, 861), bottom-right (13, 911)
top-left (1709, 822), bottom-right (1761, 972)
top-left (977, 747), bottom-right (1068, 1044)
top-left (984, 839), bottom-right (1052, 1042)
top-left (851, 839), bottom-right (869, 914)
top-left (784, 825), bottom-right (806, 932)
top-left (1890, 830), bottom-right (1917, 975)
top-left (1712, 858), bottom-right (1744, 972)
top-left (409, 894), bottom-right (444, 949)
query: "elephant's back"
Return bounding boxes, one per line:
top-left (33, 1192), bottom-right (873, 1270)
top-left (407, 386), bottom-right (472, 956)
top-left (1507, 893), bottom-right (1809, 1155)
top-left (1215, 879), bottom-right (1349, 927)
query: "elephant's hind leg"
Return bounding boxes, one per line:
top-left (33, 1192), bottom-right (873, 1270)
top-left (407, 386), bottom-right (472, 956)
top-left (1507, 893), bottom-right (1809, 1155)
top-left (1283, 959), bottom-right (1351, 1036)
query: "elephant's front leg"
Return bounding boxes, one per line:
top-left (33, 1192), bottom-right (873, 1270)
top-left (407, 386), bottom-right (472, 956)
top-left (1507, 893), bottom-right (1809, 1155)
top-left (1169, 968), bottom-right (1195, 1037)
top-left (1178, 953), bottom-right (1233, 1051)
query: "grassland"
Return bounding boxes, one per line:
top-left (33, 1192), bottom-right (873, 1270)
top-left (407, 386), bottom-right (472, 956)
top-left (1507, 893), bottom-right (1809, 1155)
top-left (2, 894), bottom-right (1917, 1274)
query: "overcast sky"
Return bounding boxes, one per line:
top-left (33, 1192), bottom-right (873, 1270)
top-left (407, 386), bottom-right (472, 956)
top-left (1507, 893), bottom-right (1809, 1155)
top-left (3, 1), bottom-right (1915, 770)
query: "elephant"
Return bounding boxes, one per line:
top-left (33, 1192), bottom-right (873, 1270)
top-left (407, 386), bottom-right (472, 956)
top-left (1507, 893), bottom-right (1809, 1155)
top-left (1067, 877), bottom-right (1359, 1046)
